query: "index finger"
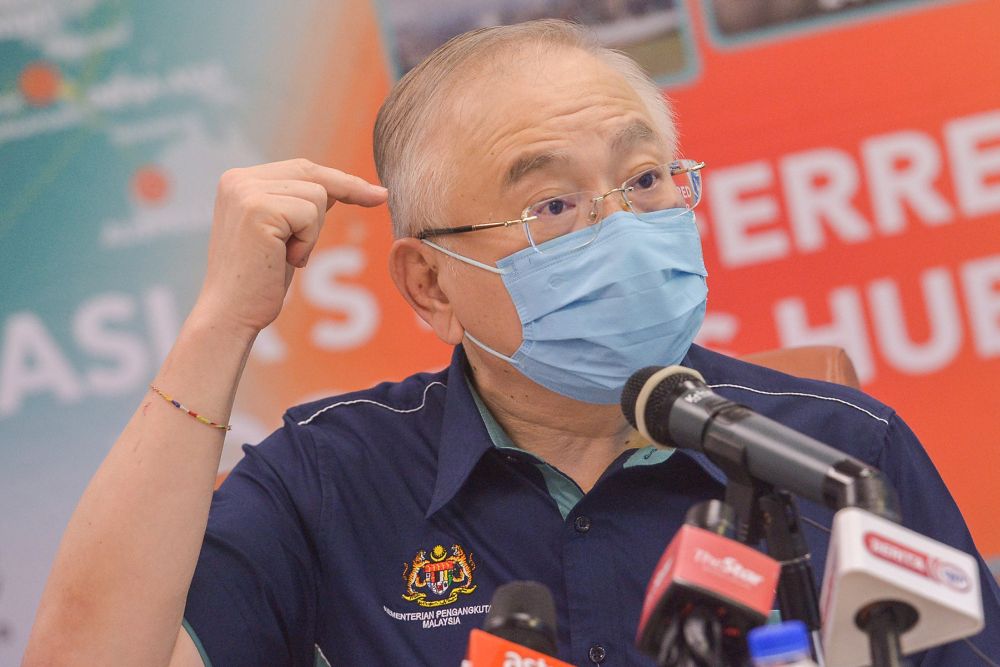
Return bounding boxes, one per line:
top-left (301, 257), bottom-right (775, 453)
top-left (250, 159), bottom-right (388, 208)
top-left (295, 160), bottom-right (388, 208)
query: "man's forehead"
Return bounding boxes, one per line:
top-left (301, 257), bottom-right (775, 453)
top-left (427, 46), bottom-right (663, 195)
top-left (501, 119), bottom-right (659, 191)
top-left (452, 46), bottom-right (643, 126)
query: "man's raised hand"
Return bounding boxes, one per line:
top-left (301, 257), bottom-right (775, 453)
top-left (195, 158), bottom-right (387, 339)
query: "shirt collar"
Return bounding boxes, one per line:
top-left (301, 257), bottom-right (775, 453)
top-left (425, 345), bottom-right (497, 518)
top-left (424, 344), bottom-right (729, 518)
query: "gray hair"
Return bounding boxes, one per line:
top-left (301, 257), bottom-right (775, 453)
top-left (373, 19), bottom-right (677, 239)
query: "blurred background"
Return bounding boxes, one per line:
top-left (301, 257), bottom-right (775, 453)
top-left (1, 0), bottom-right (998, 661)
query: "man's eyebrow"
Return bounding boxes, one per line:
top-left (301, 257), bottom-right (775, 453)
top-left (610, 121), bottom-right (658, 154)
top-left (502, 150), bottom-right (570, 191)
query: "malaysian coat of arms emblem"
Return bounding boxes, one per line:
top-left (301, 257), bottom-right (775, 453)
top-left (402, 543), bottom-right (477, 607)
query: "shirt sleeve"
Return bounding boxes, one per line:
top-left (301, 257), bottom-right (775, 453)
top-left (876, 413), bottom-right (1000, 665)
top-left (183, 413), bottom-right (324, 667)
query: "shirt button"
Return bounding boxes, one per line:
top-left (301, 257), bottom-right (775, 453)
top-left (588, 644), bottom-right (607, 664)
top-left (574, 515), bottom-right (592, 533)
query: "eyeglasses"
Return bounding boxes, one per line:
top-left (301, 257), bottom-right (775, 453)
top-left (417, 159), bottom-right (705, 254)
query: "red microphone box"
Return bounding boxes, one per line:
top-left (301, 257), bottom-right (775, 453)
top-left (638, 524), bottom-right (780, 635)
top-left (463, 628), bottom-right (576, 667)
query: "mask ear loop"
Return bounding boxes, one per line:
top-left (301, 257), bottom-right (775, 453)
top-left (463, 331), bottom-right (519, 365)
top-left (420, 239), bottom-right (509, 275)
top-left (420, 239), bottom-right (519, 364)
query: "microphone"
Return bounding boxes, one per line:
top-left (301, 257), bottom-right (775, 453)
top-left (464, 581), bottom-right (575, 667)
top-left (621, 366), bottom-right (899, 518)
top-left (820, 507), bottom-right (984, 667)
top-left (637, 501), bottom-right (781, 665)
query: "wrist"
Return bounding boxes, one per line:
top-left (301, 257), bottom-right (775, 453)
top-left (184, 301), bottom-right (261, 351)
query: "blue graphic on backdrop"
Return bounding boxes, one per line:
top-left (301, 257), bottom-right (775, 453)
top-left (0, 1), bottom-right (299, 661)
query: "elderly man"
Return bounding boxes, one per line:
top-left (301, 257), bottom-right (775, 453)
top-left (24, 19), bottom-right (1000, 667)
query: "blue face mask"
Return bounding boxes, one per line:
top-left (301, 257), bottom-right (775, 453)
top-left (423, 207), bottom-right (708, 404)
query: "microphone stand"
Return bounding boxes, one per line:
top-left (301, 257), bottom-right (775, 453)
top-left (719, 460), bottom-right (826, 665)
top-left (759, 491), bottom-right (825, 667)
top-left (856, 602), bottom-right (918, 667)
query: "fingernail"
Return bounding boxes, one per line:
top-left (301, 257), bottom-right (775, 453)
top-left (372, 184), bottom-right (388, 194)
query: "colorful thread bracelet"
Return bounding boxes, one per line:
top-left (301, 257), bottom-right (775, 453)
top-left (149, 384), bottom-right (232, 431)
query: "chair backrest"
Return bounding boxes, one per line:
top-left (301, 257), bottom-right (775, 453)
top-left (739, 345), bottom-right (861, 389)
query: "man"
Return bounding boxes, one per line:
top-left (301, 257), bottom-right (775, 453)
top-left (24, 19), bottom-right (1000, 667)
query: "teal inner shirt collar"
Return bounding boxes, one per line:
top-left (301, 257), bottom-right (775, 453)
top-left (464, 373), bottom-right (673, 519)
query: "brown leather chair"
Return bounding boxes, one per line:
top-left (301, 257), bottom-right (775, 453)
top-left (739, 345), bottom-right (861, 389)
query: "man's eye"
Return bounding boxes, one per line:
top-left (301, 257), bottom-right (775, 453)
top-left (534, 198), bottom-right (575, 217)
top-left (634, 170), bottom-right (659, 190)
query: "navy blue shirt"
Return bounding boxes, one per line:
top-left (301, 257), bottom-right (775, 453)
top-left (184, 344), bottom-right (1000, 666)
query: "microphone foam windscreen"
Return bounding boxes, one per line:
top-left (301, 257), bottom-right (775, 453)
top-left (622, 366), bottom-right (704, 444)
top-left (621, 366), bottom-right (663, 428)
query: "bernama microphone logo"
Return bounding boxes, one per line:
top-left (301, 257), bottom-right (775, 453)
top-left (693, 547), bottom-right (765, 588)
top-left (863, 532), bottom-right (972, 592)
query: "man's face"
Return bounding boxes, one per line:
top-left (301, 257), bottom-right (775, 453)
top-left (431, 47), bottom-right (670, 365)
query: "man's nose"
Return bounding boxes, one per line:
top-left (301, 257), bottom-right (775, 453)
top-left (594, 190), bottom-right (630, 221)
top-left (610, 193), bottom-right (630, 212)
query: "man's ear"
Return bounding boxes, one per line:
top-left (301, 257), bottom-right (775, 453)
top-left (389, 238), bottom-right (465, 345)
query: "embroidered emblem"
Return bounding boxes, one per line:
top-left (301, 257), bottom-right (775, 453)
top-left (402, 543), bottom-right (477, 607)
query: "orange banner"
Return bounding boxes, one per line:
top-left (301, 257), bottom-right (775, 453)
top-left (237, 0), bottom-right (1000, 560)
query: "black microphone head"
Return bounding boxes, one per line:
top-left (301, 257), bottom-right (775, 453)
top-left (621, 366), bottom-right (663, 428)
top-left (483, 581), bottom-right (558, 656)
top-left (621, 366), bottom-right (706, 445)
